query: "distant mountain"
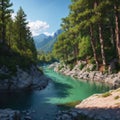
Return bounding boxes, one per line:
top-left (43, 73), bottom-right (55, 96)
top-left (33, 34), bottom-right (48, 49)
top-left (33, 29), bottom-right (62, 52)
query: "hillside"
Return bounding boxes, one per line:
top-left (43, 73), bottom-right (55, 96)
top-left (33, 29), bottom-right (62, 52)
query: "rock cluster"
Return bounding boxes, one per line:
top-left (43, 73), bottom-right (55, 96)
top-left (56, 107), bottom-right (120, 120)
top-left (55, 110), bottom-right (78, 120)
top-left (0, 65), bottom-right (49, 91)
top-left (49, 61), bottom-right (120, 88)
top-left (50, 62), bottom-right (120, 120)
top-left (0, 109), bottom-right (20, 120)
top-left (0, 109), bottom-right (36, 120)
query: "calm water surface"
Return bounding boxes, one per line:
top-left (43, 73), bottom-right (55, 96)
top-left (0, 67), bottom-right (110, 120)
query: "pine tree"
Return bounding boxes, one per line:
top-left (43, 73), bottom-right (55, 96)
top-left (13, 7), bottom-right (37, 62)
top-left (69, 0), bottom-right (99, 68)
top-left (113, 0), bottom-right (120, 61)
top-left (0, 0), bottom-right (13, 44)
top-left (14, 7), bottom-right (28, 50)
top-left (6, 17), bottom-right (14, 48)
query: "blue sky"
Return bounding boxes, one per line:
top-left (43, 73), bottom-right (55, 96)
top-left (11, 0), bottom-right (71, 36)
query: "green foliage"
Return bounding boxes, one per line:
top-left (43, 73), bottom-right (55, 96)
top-left (79, 64), bottom-right (85, 70)
top-left (91, 64), bottom-right (96, 71)
top-left (58, 65), bottom-right (64, 71)
top-left (0, 3), bottom-right (37, 72)
top-left (114, 96), bottom-right (119, 100)
top-left (86, 68), bottom-right (90, 72)
top-left (59, 100), bottom-right (81, 107)
top-left (69, 64), bottom-right (74, 70)
top-left (0, 0), bottom-right (13, 43)
top-left (102, 66), bottom-right (108, 74)
top-left (89, 58), bottom-right (96, 64)
top-left (102, 92), bottom-right (111, 97)
top-left (79, 36), bottom-right (92, 59)
top-left (52, 0), bottom-right (120, 72)
top-left (37, 51), bottom-right (56, 63)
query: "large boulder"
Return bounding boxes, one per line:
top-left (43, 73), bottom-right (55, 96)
top-left (0, 65), bottom-right (49, 91)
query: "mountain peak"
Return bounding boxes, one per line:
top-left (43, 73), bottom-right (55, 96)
top-left (33, 29), bottom-right (62, 52)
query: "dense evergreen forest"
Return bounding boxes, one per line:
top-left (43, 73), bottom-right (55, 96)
top-left (53, 0), bottom-right (120, 72)
top-left (0, 0), bottom-right (37, 70)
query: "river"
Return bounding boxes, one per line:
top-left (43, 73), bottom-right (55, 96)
top-left (0, 67), bottom-right (110, 120)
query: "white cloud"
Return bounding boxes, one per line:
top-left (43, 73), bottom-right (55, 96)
top-left (28, 20), bottom-right (50, 36)
top-left (11, 13), bottom-right (16, 20)
top-left (44, 32), bottom-right (54, 36)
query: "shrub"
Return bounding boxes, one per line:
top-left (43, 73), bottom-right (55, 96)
top-left (90, 58), bottom-right (95, 64)
top-left (91, 64), bottom-right (96, 71)
top-left (69, 64), bottom-right (74, 70)
top-left (79, 63), bottom-right (85, 70)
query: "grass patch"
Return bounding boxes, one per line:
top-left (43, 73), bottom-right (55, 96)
top-left (58, 101), bottom-right (81, 107)
top-left (114, 96), bottom-right (119, 100)
top-left (65, 101), bottom-right (81, 107)
top-left (102, 92), bottom-right (111, 97)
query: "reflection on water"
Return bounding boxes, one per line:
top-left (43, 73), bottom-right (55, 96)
top-left (0, 67), bottom-right (110, 120)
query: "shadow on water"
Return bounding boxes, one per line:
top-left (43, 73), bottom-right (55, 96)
top-left (0, 91), bottom-right (33, 109)
top-left (0, 67), bottom-right (111, 120)
top-left (44, 67), bottom-right (110, 105)
top-left (45, 79), bottom-right (74, 105)
top-left (51, 80), bottom-right (73, 97)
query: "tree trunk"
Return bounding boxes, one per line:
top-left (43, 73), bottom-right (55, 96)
top-left (74, 44), bottom-right (78, 63)
top-left (94, 0), bottom-right (106, 66)
top-left (90, 25), bottom-right (99, 70)
top-left (114, 0), bottom-right (120, 62)
top-left (110, 25), bottom-right (118, 56)
top-left (110, 26), bottom-right (116, 47)
top-left (98, 23), bottom-right (106, 66)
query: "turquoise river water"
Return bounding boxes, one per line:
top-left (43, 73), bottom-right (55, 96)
top-left (0, 67), bottom-right (110, 120)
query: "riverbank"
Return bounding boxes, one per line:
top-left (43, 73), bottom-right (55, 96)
top-left (56, 88), bottom-right (120, 120)
top-left (0, 108), bottom-right (36, 120)
top-left (0, 65), bottom-right (50, 120)
top-left (49, 61), bottom-right (120, 88)
top-left (0, 65), bottom-right (49, 91)
top-left (0, 109), bottom-right (20, 120)
top-left (49, 62), bottom-right (120, 120)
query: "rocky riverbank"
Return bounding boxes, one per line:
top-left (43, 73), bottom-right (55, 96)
top-left (0, 108), bottom-right (36, 120)
top-left (0, 65), bottom-right (49, 91)
top-left (49, 61), bottom-right (120, 88)
top-left (50, 62), bottom-right (120, 120)
top-left (56, 88), bottom-right (120, 120)
top-left (0, 65), bottom-right (50, 120)
top-left (0, 109), bottom-right (20, 120)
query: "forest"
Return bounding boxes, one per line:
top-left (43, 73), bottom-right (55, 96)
top-left (53, 0), bottom-right (120, 72)
top-left (0, 0), bottom-right (37, 70)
